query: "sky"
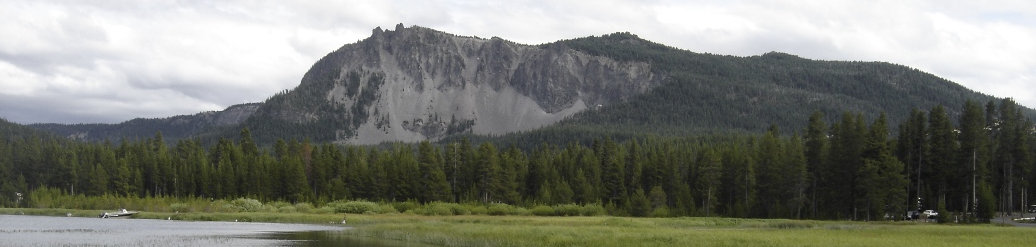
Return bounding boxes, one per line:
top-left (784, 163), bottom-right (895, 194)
top-left (1, 0), bottom-right (1034, 124)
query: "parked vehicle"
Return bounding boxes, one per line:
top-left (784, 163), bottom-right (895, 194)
top-left (1028, 205), bottom-right (1036, 213)
top-left (905, 211), bottom-right (920, 220)
top-left (922, 210), bottom-right (939, 218)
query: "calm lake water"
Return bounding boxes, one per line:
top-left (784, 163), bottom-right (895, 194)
top-left (0, 214), bottom-right (354, 246)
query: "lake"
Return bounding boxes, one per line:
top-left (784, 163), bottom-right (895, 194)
top-left (0, 214), bottom-right (353, 246)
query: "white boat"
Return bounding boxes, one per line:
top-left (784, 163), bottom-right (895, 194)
top-left (99, 209), bottom-right (138, 218)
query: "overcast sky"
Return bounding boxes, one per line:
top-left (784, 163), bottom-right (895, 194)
top-left (1, 0), bottom-right (1034, 124)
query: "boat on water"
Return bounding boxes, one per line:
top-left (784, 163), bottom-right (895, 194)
top-left (99, 209), bottom-right (138, 218)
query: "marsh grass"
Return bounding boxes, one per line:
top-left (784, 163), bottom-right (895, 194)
top-left (341, 215), bottom-right (1036, 247)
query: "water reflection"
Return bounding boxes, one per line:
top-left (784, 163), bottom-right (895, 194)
top-left (267, 231), bottom-right (432, 247)
top-left (0, 214), bottom-right (344, 246)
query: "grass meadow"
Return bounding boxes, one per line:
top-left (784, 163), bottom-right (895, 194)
top-left (336, 215), bottom-right (1036, 247)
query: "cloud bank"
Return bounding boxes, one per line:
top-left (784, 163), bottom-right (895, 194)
top-left (1, 0), bottom-right (1033, 124)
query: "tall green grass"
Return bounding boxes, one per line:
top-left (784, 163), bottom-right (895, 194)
top-left (342, 215), bottom-right (1036, 247)
top-left (22, 187), bottom-right (613, 218)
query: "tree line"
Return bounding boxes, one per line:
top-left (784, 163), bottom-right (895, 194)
top-left (1, 99), bottom-right (1033, 220)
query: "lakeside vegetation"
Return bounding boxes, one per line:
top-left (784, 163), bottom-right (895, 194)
top-left (4, 184), bottom-right (1035, 246)
top-left (5, 206), bottom-right (1035, 247)
top-left (341, 215), bottom-right (1036, 247)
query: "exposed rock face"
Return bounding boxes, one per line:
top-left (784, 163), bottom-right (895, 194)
top-left (258, 24), bottom-right (662, 144)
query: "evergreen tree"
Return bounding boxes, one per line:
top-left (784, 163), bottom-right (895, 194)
top-left (698, 148), bottom-right (722, 216)
top-left (926, 106), bottom-right (957, 211)
top-left (857, 113), bottom-right (908, 220)
top-left (958, 100), bottom-right (991, 215)
top-left (897, 109), bottom-right (927, 212)
top-left (571, 169), bottom-right (594, 204)
top-left (476, 143), bottom-right (499, 203)
top-left (825, 112), bottom-right (866, 219)
top-left (553, 180), bottom-right (575, 204)
top-left (783, 134), bottom-right (809, 219)
top-left (755, 125), bottom-right (786, 217)
top-left (493, 147), bottom-right (522, 204)
top-left (804, 111), bottom-right (827, 218)
top-left (600, 138), bottom-right (626, 205)
top-left (629, 188), bottom-right (651, 217)
top-left (87, 163), bottom-right (109, 196)
top-left (418, 141), bottom-right (451, 203)
top-left (721, 144), bottom-right (755, 217)
top-left (625, 140), bottom-right (644, 197)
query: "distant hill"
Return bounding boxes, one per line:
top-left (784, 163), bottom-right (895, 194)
top-left (26, 24), bottom-right (1027, 146)
top-left (30, 103), bottom-right (259, 142)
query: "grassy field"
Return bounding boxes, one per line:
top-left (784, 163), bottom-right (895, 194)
top-left (4, 208), bottom-right (1035, 247)
top-left (337, 215), bottom-right (1036, 247)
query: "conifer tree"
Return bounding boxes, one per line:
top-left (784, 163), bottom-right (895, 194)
top-left (958, 100), bottom-right (991, 215)
top-left (926, 106), bottom-right (958, 211)
top-left (698, 148), bottom-right (722, 216)
top-left (805, 111), bottom-right (827, 218)
top-left (601, 138), bottom-right (626, 205)
top-left (418, 141), bottom-right (451, 203)
top-left (476, 143), bottom-right (499, 203)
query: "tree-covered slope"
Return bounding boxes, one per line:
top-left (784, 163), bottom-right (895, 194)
top-left (29, 103), bottom-right (260, 143)
top-left (554, 32), bottom-right (1002, 135)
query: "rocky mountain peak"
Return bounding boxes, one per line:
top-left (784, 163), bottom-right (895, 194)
top-left (252, 25), bottom-right (664, 144)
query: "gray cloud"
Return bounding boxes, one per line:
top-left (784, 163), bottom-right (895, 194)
top-left (1, 0), bottom-right (1034, 124)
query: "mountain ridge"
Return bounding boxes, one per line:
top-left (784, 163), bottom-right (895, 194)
top-left (25, 24), bottom-right (1032, 145)
top-left (30, 103), bottom-right (260, 142)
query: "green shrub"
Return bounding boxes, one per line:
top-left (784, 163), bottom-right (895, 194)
top-left (169, 203), bottom-right (191, 213)
top-left (393, 201), bottom-right (420, 213)
top-left (487, 203), bottom-right (509, 215)
top-left (468, 205), bottom-right (488, 215)
top-left (277, 205), bottom-right (296, 213)
top-left (531, 205), bottom-right (556, 216)
top-left (649, 206), bottom-right (670, 218)
top-left (332, 200), bottom-right (379, 214)
top-left (554, 204), bottom-right (582, 216)
top-left (261, 205), bottom-right (278, 213)
top-left (311, 206), bottom-right (335, 214)
top-left (219, 203), bottom-right (239, 212)
top-left (581, 204), bottom-right (606, 216)
top-left (294, 203), bottom-right (314, 213)
top-left (421, 202), bottom-right (455, 216)
top-left (231, 198), bottom-right (263, 212)
top-left (450, 204), bottom-right (471, 215)
top-left (376, 204), bottom-right (399, 214)
top-left (267, 201), bottom-right (292, 209)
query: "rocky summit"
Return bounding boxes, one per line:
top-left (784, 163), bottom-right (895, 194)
top-left (249, 24), bottom-right (663, 144)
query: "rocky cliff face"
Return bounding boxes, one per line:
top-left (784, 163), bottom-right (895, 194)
top-left (255, 24), bottom-right (662, 144)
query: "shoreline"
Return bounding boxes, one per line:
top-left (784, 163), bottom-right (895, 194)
top-left (0, 208), bottom-right (352, 226)
top-left (6, 207), bottom-right (1036, 247)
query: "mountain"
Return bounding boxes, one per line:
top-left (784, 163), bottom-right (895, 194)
top-left (1, 117), bottom-right (51, 140)
top-left (556, 33), bottom-right (1003, 134)
top-left (240, 24), bottom-right (662, 145)
top-left (27, 24), bottom-right (1027, 145)
top-left (31, 103), bottom-right (259, 142)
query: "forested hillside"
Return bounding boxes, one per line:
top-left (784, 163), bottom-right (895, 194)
top-left (555, 32), bottom-right (1005, 136)
top-left (3, 99), bottom-right (1033, 221)
top-left (30, 103), bottom-right (259, 143)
